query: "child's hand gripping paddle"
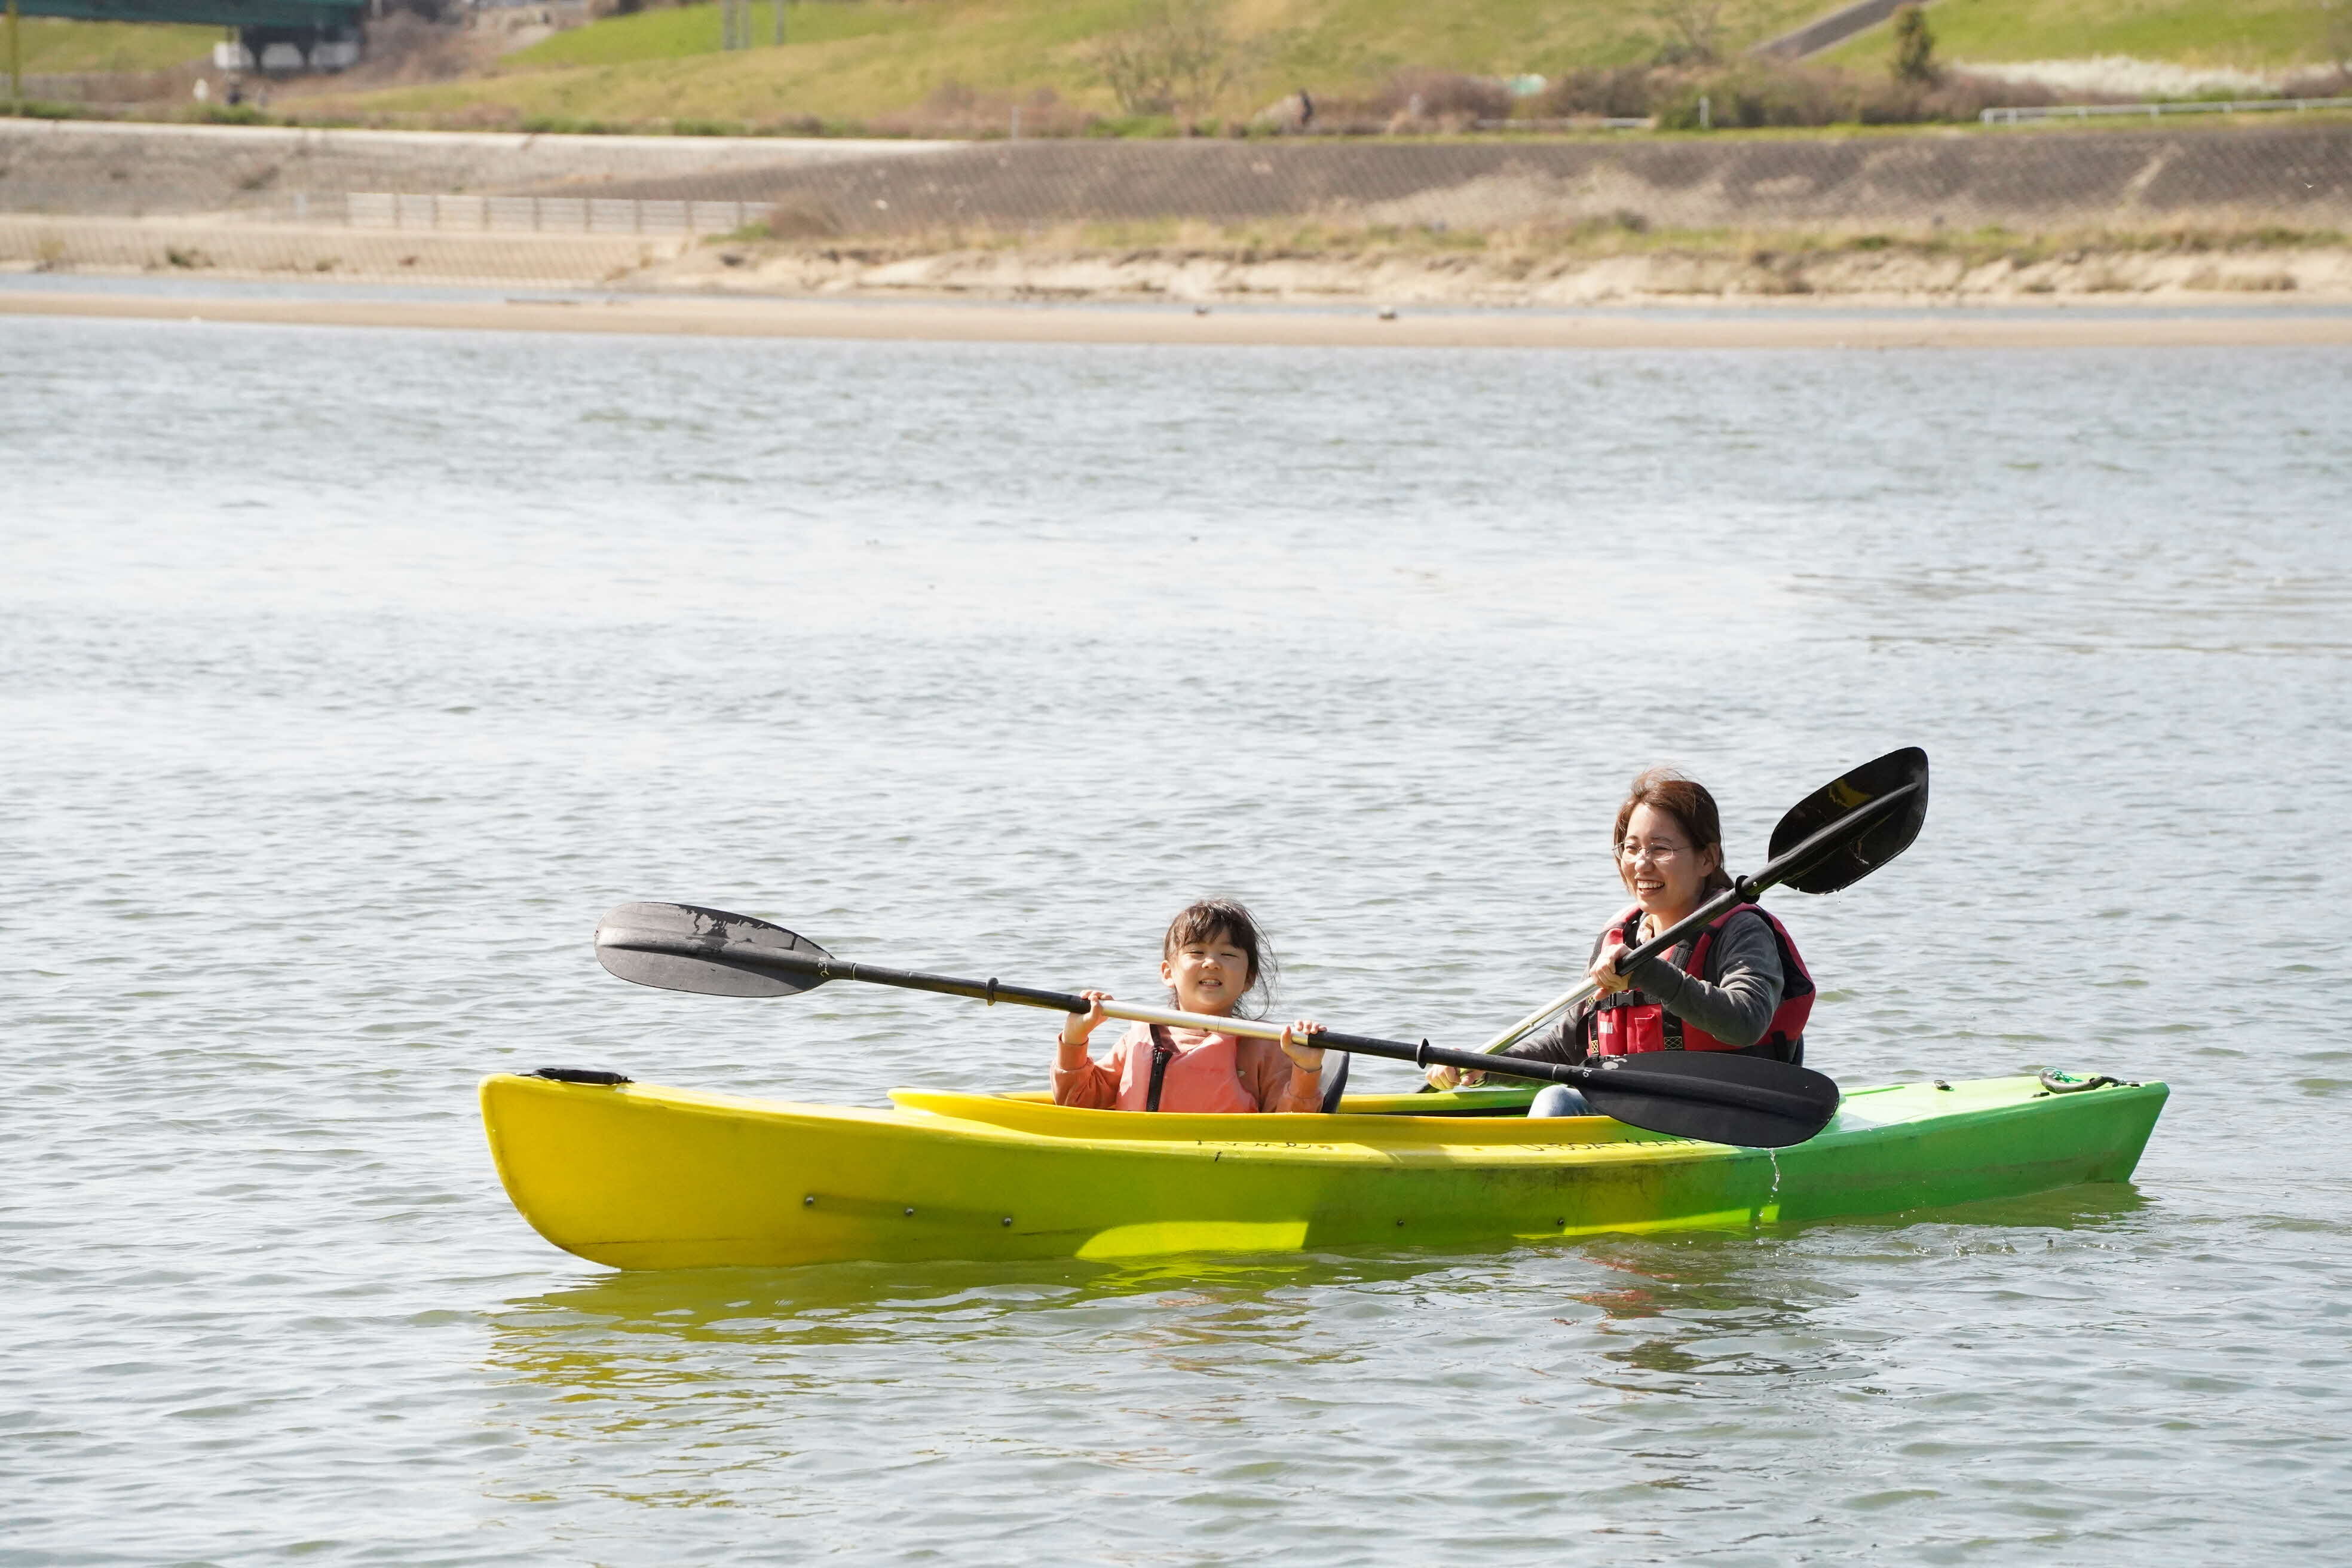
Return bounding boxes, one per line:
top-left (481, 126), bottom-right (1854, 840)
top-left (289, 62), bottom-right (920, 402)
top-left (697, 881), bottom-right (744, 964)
top-left (592, 903), bottom-right (1843, 1149)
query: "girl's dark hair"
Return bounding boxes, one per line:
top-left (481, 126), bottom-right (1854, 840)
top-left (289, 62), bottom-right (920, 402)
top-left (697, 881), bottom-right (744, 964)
top-left (1612, 767), bottom-right (1734, 893)
top-left (1163, 898), bottom-right (1278, 1018)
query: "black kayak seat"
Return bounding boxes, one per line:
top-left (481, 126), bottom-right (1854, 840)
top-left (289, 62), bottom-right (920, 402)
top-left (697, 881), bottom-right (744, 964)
top-left (1319, 1051), bottom-right (1350, 1114)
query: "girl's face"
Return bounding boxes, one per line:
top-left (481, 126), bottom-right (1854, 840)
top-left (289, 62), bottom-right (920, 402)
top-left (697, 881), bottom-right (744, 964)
top-left (1616, 803), bottom-right (1720, 920)
top-left (1162, 928), bottom-right (1255, 1018)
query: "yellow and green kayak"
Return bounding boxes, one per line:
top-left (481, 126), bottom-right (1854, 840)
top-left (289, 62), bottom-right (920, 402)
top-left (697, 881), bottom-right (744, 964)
top-left (479, 1069), bottom-right (2166, 1270)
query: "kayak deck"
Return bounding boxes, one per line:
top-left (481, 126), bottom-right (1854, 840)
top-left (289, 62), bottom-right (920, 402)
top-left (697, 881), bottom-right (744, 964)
top-left (480, 1071), bottom-right (2167, 1270)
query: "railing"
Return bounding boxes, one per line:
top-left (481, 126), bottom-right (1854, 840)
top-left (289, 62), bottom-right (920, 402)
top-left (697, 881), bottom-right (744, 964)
top-left (1982, 97), bottom-right (2350, 126)
top-left (332, 194), bottom-right (762, 234)
top-left (1472, 117), bottom-right (1656, 131)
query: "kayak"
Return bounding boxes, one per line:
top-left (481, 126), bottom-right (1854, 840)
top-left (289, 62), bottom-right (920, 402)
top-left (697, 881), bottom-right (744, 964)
top-left (479, 1069), bottom-right (2166, 1270)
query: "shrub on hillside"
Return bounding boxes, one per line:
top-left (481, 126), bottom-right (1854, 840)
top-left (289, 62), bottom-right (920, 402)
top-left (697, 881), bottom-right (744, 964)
top-left (1857, 72), bottom-right (2074, 124)
top-left (1655, 64), bottom-right (1852, 128)
top-left (1642, 60), bottom-right (2131, 130)
top-left (2282, 64), bottom-right (2352, 98)
top-left (1373, 69), bottom-right (1511, 127)
top-left (1890, 4), bottom-right (1938, 87)
top-left (1085, 0), bottom-right (1235, 118)
top-left (354, 11), bottom-right (488, 85)
top-left (877, 82), bottom-right (1095, 138)
top-left (1532, 68), bottom-right (1657, 120)
top-left (1649, 0), bottom-right (1727, 66)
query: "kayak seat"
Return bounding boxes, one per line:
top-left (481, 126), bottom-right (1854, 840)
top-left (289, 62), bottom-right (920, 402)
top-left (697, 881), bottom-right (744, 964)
top-left (1319, 1051), bottom-right (1349, 1114)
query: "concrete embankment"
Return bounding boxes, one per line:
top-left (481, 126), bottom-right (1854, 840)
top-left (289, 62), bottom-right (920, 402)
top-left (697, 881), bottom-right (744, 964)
top-left (6, 116), bottom-right (2351, 306)
top-left (0, 118), bottom-right (949, 217)
top-left (8, 116), bottom-right (2351, 234)
top-left (586, 121), bottom-right (2352, 235)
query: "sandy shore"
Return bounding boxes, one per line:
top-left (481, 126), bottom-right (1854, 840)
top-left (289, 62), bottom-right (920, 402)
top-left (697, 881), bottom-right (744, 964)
top-left (9, 212), bottom-right (2351, 320)
top-left (5, 286), bottom-right (2350, 347)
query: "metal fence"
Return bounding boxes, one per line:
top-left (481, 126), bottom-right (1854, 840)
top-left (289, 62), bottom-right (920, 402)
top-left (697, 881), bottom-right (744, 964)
top-left (1982, 98), bottom-right (2347, 126)
top-left (341, 194), bottom-right (764, 234)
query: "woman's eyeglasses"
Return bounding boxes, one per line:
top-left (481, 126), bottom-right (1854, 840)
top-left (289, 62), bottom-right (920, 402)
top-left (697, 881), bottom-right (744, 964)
top-left (1617, 841), bottom-right (1689, 865)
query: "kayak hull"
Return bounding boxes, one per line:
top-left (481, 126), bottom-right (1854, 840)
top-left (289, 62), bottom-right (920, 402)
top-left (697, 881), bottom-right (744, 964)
top-left (479, 1073), bottom-right (2167, 1270)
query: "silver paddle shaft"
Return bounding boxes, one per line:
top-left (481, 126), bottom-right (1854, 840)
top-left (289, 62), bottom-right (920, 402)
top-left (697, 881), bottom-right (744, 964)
top-left (1092, 998), bottom-right (1296, 1043)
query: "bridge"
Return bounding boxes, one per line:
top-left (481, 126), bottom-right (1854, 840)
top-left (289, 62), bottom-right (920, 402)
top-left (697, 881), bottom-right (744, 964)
top-left (7, 0), bottom-right (368, 90)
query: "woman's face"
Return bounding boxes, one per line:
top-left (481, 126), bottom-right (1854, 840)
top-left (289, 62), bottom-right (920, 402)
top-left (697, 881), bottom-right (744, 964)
top-left (1616, 803), bottom-right (1720, 919)
top-left (1162, 929), bottom-right (1254, 1018)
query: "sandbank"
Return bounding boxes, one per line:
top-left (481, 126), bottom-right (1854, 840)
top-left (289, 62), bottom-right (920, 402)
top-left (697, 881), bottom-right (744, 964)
top-left (4, 287), bottom-right (2348, 348)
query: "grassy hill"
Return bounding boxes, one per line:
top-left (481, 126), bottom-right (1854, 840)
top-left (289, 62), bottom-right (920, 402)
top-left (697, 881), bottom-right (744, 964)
top-left (12, 17), bottom-right (216, 74)
top-left (306, 0), bottom-right (1833, 127)
top-left (1821, 0), bottom-right (2342, 73)
top-left (26, 0), bottom-right (2348, 129)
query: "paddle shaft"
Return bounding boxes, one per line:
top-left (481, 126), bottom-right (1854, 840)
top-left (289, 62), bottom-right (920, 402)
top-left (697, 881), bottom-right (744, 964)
top-left (598, 936), bottom-right (1832, 1120)
top-left (1474, 777), bottom-right (1926, 1055)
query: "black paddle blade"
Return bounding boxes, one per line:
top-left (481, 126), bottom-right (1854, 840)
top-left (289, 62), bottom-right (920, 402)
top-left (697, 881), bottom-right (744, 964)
top-left (1769, 746), bottom-right (1930, 895)
top-left (1579, 1052), bottom-right (1842, 1149)
top-left (595, 902), bottom-right (830, 998)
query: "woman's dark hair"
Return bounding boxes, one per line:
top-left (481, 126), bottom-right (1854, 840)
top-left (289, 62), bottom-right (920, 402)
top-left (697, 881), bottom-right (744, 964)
top-left (1612, 767), bottom-right (1734, 893)
top-left (1163, 898), bottom-right (1278, 1018)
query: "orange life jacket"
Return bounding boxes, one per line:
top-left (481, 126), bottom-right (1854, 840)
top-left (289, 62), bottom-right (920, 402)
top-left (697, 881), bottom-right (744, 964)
top-left (1108, 1024), bottom-right (1263, 1114)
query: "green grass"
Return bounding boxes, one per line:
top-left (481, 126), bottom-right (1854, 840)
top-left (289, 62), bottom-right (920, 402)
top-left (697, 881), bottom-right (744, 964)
top-left (509, 0), bottom-right (916, 66)
top-left (293, 0), bottom-right (2352, 131)
top-left (321, 0), bottom-right (1832, 127)
top-left (10, 17), bottom-right (218, 74)
top-left (1822, 0), bottom-right (2339, 72)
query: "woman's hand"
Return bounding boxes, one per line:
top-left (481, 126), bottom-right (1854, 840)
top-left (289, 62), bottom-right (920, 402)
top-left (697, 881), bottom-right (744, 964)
top-left (1281, 1019), bottom-right (1327, 1073)
top-left (1058, 991), bottom-right (1111, 1056)
top-left (1425, 1063), bottom-right (1486, 1090)
top-left (1588, 950), bottom-right (1633, 995)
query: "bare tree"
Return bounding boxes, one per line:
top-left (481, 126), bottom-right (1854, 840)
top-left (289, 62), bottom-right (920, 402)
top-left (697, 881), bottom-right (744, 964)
top-left (1088, 0), bottom-right (1235, 117)
top-left (1651, 0), bottom-right (1726, 65)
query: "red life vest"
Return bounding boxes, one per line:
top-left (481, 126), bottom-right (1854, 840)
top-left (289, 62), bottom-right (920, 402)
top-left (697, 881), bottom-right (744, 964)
top-left (1588, 903), bottom-right (1814, 1061)
top-left (1108, 1024), bottom-right (1261, 1114)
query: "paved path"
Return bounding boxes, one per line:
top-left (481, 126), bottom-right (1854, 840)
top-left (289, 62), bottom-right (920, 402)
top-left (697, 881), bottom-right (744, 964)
top-left (1751, 0), bottom-right (1917, 60)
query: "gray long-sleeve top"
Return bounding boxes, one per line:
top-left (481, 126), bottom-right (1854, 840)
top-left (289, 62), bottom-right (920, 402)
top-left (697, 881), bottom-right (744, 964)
top-left (1501, 907), bottom-right (1786, 1067)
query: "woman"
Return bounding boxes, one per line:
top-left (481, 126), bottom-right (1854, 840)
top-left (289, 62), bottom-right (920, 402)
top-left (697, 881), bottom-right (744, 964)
top-left (1430, 768), bottom-right (1814, 1116)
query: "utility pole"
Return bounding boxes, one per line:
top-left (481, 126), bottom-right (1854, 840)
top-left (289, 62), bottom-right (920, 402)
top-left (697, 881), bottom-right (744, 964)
top-left (9, 0), bottom-right (22, 114)
top-left (773, 0), bottom-right (784, 47)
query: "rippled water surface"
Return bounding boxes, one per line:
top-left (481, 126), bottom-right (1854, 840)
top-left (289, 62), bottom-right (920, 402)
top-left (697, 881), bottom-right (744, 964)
top-left (7, 316), bottom-right (2351, 1565)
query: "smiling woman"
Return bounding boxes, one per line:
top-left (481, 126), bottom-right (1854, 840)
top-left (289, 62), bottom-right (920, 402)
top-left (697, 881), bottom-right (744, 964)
top-left (1431, 767), bottom-right (1817, 1113)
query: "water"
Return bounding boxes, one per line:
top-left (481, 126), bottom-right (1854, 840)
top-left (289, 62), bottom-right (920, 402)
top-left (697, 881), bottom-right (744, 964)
top-left (6, 313), bottom-right (2351, 1564)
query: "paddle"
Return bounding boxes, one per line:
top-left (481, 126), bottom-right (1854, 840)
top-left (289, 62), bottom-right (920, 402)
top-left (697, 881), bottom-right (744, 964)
top-left (591, 902), bottom-right (1844, 1148)
top-left (1471, 746), bottom-right (1931, 1059)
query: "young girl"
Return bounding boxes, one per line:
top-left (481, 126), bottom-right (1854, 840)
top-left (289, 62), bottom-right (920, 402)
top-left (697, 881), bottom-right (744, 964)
top-left (1052, 899), bottom-right (1331, 1113)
